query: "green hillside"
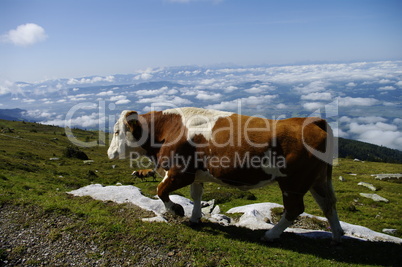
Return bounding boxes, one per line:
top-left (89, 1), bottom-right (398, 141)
top-left (1, 119), bottom-right (401, 266)
top-left (338, 137), bottom-right (402, 164)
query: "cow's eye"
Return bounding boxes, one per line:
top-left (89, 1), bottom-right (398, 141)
top-left (114, 131), bottom-right (119, 136)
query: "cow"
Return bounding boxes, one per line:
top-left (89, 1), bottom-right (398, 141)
top-left (132, 169), bottom-right (157, 181)
top-left (107, 107), bottom-right (344, 243)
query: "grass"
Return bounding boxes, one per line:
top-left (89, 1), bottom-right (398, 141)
top-left (1, 119), bottom-right (402, 266)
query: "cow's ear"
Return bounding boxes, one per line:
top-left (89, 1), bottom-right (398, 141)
top-left (124, 111), bottom-right (139, 132)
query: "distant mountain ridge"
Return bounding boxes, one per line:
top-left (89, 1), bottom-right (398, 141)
top-left (0, 109), bottom-right (27, 121)
top-left (337, 137), bottom-right (402, 164)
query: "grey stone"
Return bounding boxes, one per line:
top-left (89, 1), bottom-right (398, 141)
top-left (374, 174), bottom-right (402, 181)
top-left (357, 182), bottom-right (377, 191)
top-left (359, 193), bottom-right (389, 203)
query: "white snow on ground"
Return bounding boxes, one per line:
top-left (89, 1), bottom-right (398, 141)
top-left (68, 184), bottom-right (402, 244)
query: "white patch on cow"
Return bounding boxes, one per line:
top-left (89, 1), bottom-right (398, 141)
top-left (157, 171), bottom-right (169, 195)
top-left (263, 212), bottom-right (293, 241)
top-left (163, 107), bottom-right (233, 141)
top-left (190, 183), bottom-right (203, 223)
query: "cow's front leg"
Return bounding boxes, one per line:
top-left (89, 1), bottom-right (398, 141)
top-left (263, 191), bottom-right (305, 242)
top-left (190, 182), bottom-right (204, 224)
top-left (157, 169), bottom-right (194, 217)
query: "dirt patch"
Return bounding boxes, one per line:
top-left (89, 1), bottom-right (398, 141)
top-left (0, 204), bottom-right (186, 266)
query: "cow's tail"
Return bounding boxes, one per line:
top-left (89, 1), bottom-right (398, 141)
top-left (309, 119), bottom-right (344, 241)
top-left (308, 118), bottom-right (337, 209)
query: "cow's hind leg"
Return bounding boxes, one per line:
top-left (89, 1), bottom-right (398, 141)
top-left (190, 182), bottom-right (203, 224)
top-left (263, 191), bottom-right (305, 242)
top-left (310, 179), bottom-right (344, 243)
top-left (157, 169), bottom-right (194, 217)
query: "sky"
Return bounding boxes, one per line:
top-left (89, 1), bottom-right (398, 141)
top-left (1, 0), bottom-right (402, 82)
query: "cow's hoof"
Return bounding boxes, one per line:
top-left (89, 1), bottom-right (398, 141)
top-left (171, 203), bottom-right (185, 217)
top-left (260, 235), bottom-right (279, 243)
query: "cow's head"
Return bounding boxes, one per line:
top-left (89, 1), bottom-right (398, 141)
top-left (107, 110), bottom-right (146, 160)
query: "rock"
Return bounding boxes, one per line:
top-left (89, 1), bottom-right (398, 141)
top-left (357, 182), bottom-right (377, 191)
top-left (374, 174), bottom-right (402, 181)
top-left (382, 229), bottom-right (398, 235)
top-left (339, 176), bottom-right (346, 182)
top-left (201, 199), bottom-right (215, 215)
top-left (211, 205), bottom-right (221, 215)
top-left (359, 193), bottom-right (389, 203)
top-left (83, 160), bottom-right (94, 164)
top-left (354, 158), bottom-right (361, 162)
top-left (49, 158), bottom-right (60, 161)
top-left (209, 214), bottom-right (231, 226)
top-left (116, 183), bottom-right (122, 186)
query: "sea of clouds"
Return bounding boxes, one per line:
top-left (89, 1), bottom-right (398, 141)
top-left (0, 61), bottom-right (401, 150)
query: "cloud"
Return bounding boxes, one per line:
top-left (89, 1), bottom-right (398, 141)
top-left (355, 116), bottom-right (387, 124)
top-left (393, 118), bottom-right (402, 126)
top-left (349, 122), bottom-right (397, 134)
top-left (206, 95), bottom-right (277, 111)
top-left (67, 76), bottom-right (115, 85)
top-left (346, 82), bottom-right (357, 87)
top-left (378, 79), bottom-right (392, 84)
top-left (276, 103), bottom-right (288, 109)
top-left (303, 102), bottom-right (323, 111)
top-left (43, 112), bottom-right (105, 128)
top-left (396, 81), bottom-right (402, 87)
top-left (346, 121), bottom-right (402, 150)
top-left (97, 90), bottom-right (115, 96)
top-left (134, 68), bottom-right (157, 80)
top-left (1, 23), bottom-right (47, 46)
top-left (245, 84), bottom-right (275, 94)
top-left (23, 109), bottom-right (55, 119)
top-left (137, 95), bottom-right (192, 106)
top-left (338, 97), bottom-right (379, 107)
top-left (109, 95), bottom-right (131, 105)
top-left (115, 99), bottom-right (131, 105)
top-left (378, 86), bottom-right (396, 91)
top-left (301, 92), bottom-right (332, 101)
top-left (195, 91), bottom-right (223, 101)
top-left (0, 80), bottom-right (22, 95)
top-left (294, 81), bottom-right (328, 94)
top-left (22, 99), bottom-right (36, 103)
top-left (135, 86), bottom-right (177, 96)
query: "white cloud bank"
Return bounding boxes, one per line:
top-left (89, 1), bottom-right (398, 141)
top-left (1, 23), bottom-right (47, 46)
top-left (67, 76), bottom-right (115, 85)
top-left (340, 117), bottom-right (402, 150)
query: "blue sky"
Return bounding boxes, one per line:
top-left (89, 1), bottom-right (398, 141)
top-left (1, 0), bottom-right (401, 82)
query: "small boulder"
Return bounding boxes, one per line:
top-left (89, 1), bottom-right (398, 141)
top-left (374, 174), bottom-right (402, 181)
top-left (339, 176), bottom-right (346, 182)
top-left (359, 193), bottom-right (389, 203)
top-left (357, 182), bottom-right (377, 191)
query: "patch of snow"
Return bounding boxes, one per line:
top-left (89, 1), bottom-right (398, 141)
top-left (68, 184), bottom-right (402, 244)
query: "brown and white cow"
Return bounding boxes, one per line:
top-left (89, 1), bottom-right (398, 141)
top-left (107, 107), bottom-right (344, 243)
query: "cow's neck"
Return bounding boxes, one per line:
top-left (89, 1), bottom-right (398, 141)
top-left (139, 111), bottom-right (187, 158)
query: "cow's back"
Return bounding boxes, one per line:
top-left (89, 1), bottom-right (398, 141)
top-left (195, 115), bottom-right (330, 188)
